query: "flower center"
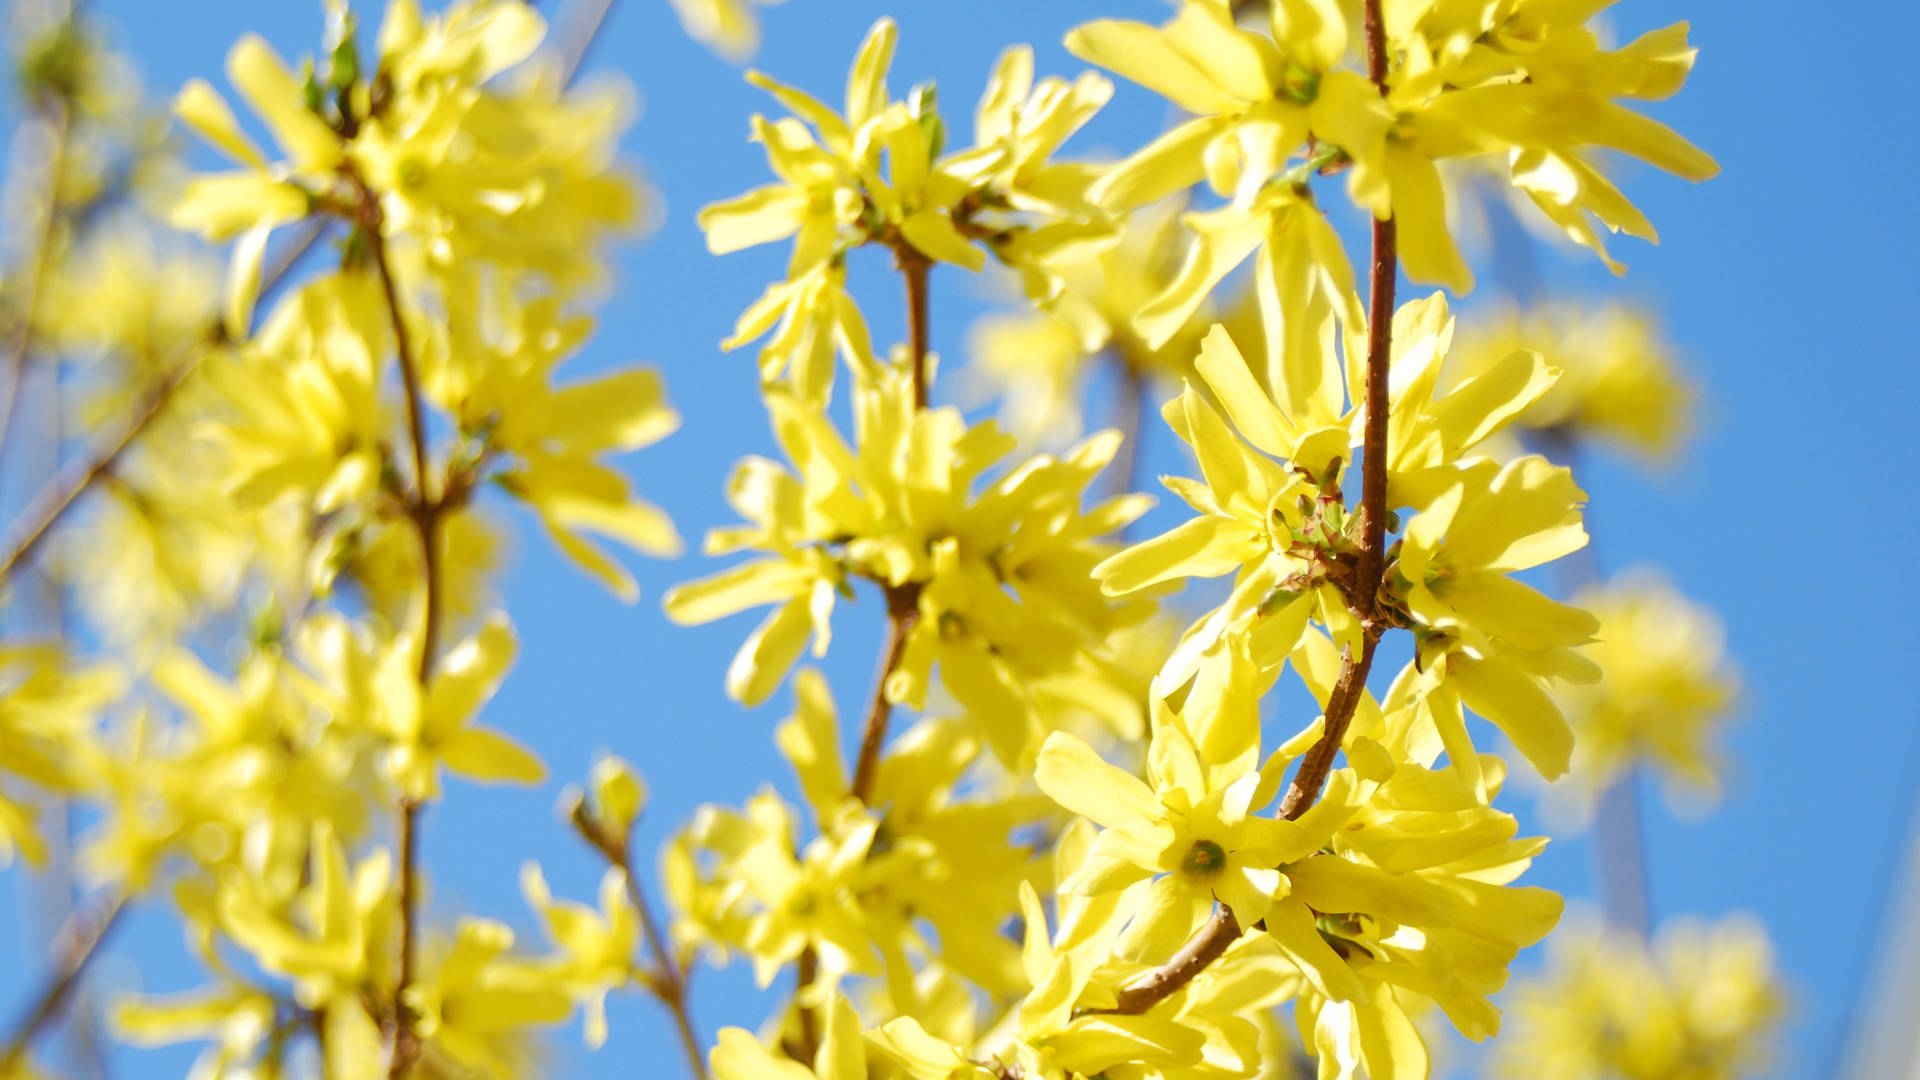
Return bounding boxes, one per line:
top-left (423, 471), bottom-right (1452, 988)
top-left (1179, 839), bottom-right (1227, 880)
top-left (1281, 61), bottom-right (1321, 105)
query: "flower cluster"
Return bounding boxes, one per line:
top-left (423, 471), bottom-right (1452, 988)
top-left (1491, 915), bottom-right (1783, 1080)
top-left (0, 2), bottom-right (696, 1075)
top-left (649, 4), bottom-right (1741, 1079)
top-left (0, 2), bottom-right (1778, 1079)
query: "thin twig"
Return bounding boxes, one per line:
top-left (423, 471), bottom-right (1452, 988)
top-left (790, 948), bottom-right (821, 1063)
top-left (845, 240), bottom-right (935, 802)
top-left (0, 98), bottom-right (71, 465)
top-left (1108, 905), bottom-right (1241, 1014)
top-left (0, 894), bottom-right (127, 1072)
top-left (0, 218), bottom-right (328, 588)
top-left (849, 585), bottom-right (920, 804)
top-left (1092, 0), bottom-right (1401, 1016)
top-left (895, 245), bottom-right (933, 409)
top-left (389, 798), bottom-right (422, 1078)
top-left (1353, 0), bottom-right (1396, 615)
top-left (379, 5), bottom-right (621, 1071)
top-left (356, 176), bottom-right (439, 1080)
top-left (827, 237), bottom-right (938, 1055)
top-left (1276, 637), bottom-right (1382, 818)
top-left (357, 180), bottom-right (434, 510)
top-left (571, 804), bottom-right (709, 1080)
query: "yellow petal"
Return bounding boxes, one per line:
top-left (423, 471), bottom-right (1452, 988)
top-left (440, 725), bottom-right (546, 786)
top-left (1088, 116), bottom-right (1221, 211)
top-left (726, 598), bottom-right (813, 706)
top-left (227, 35), bottom-right (342, 170)
top-left (1094, 514), bottom-right (1260, 595)
top-left (1195, 324), bottom-right (1298, 457)
top-left (699, 185), bottom-right (806, 255)
top-left (173, 79), bottom-right (265, 168)
top-left (1035, 731), bottom-right (1161, 831)
top-left (551, 368), bottom-right (680, 455)
top-left (1066, 19), bottom-right (1244, 116)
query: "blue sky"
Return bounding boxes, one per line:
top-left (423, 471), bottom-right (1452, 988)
top-left (3, 0), bottom-right (1918, 1076)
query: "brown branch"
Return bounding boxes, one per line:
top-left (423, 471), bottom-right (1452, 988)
top-left (0, 98), bottom-right (71, 466)
top-left (357, 180), bottom-right (434, 511)
top-left (895, 245), bottom-right (933, 410)
top-left (0, 893), bottom-right (127, 1072)
top-left (376, 9), bottom-right (621, 1071)
top-left (848, 584), bottom-right (920, 804)
top-left (1276, 637), bottom-right (1381, 819)
top-left (388, 799), bottom-right (423, 1078)
top-left (1093, 0), bottom-right (1402, 1017)
top-left (0, 218), bottom-right (328, 588)
top-left (843, 231), bottom-right (936, 805)
top-left (789, 947), bottom-right (821, 1063)
top-left (1108, 905), bottom-right (1241, 1014)
top-left (355, 177), bottom-right (440, 1079)
top-left (1352, 0), bottom-right (1396, 615)
top-left (571, 802), bottom-right (708, 1080)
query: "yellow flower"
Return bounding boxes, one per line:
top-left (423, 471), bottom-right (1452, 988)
top-left (112, 982), bottom-right (283, 1078)
top-left (217, 819), bottom-right (391, 1008)
top-left (1067, 0), bottom-right (1716, 295)
top-left (964, 200), bottom-right (1217, 444)
top-left (0, 645), bottom-right (120, 866)
top-left (172, 0), bottom-right (640, 330)
top-left (366, 0), bottom-right (644, 285)
top-left (1035, 716), bottom-right (1322, 940)
top-left (703, 18), bottom-right (1117, 405)
top-left (999, 879), bottom-right (1209, 1079)
top-left (520, 862), bottom-right (641, 1049)
top-left (404, 917), bottom-right (571, 1076)
top-left (671, 789), bottom-right (880, 987)
top-left (200, 274), bottom-right (390, 516)
top-left (667, 365), bottom-right (1147, 765)
top-left (775, 669), bottom-right (1038, 996)
top-left (1391, 1), bottom-right (1717, 285)
top-left (1491, 913), bottom-right (1784, 1080)
top-left (1134, 181), bottom-right (1365, 377)
top-left (1284, 757), bottom-right (1563, 1070)
top-left (1550, 574), bottom-right (1740, 818)
top-left (78, 645), bottom-right (367, 893)
top-left (169, 31), bottom-right (341, 330)
top-left (1390, 457), bottom-right (1598, 778)
top-left (1070, 0), bottom-right (1389, 214)
top-left (434, 270), bottom-right (683, 601)
top-left (300, 611), bottom-right (544, 800)
top-left (722, 261), bottom-right (877, 406)
top-left (1446, 301), bottom-right (1697, 464)
top-left (867, 1012), bottom-right (999, 1080)
top-left (701, 18), bottom-right (986, 277)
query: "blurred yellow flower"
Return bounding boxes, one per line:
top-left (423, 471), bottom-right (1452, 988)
top-left (1448, 301), bottom-right (1698, 465)
top-left (1550, 574), bottom-right (1740, 819)
top-left (1492, 913), bottom-right (1784, 1080)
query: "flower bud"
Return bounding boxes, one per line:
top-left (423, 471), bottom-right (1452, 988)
top-left (590, 753), bottom-right (647, 839)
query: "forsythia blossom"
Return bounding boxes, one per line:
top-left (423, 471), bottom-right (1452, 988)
top-left (1492, 914), bottom-right (1784, 1080)
top-left (0, 2), bottom-right (1768, 1080)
